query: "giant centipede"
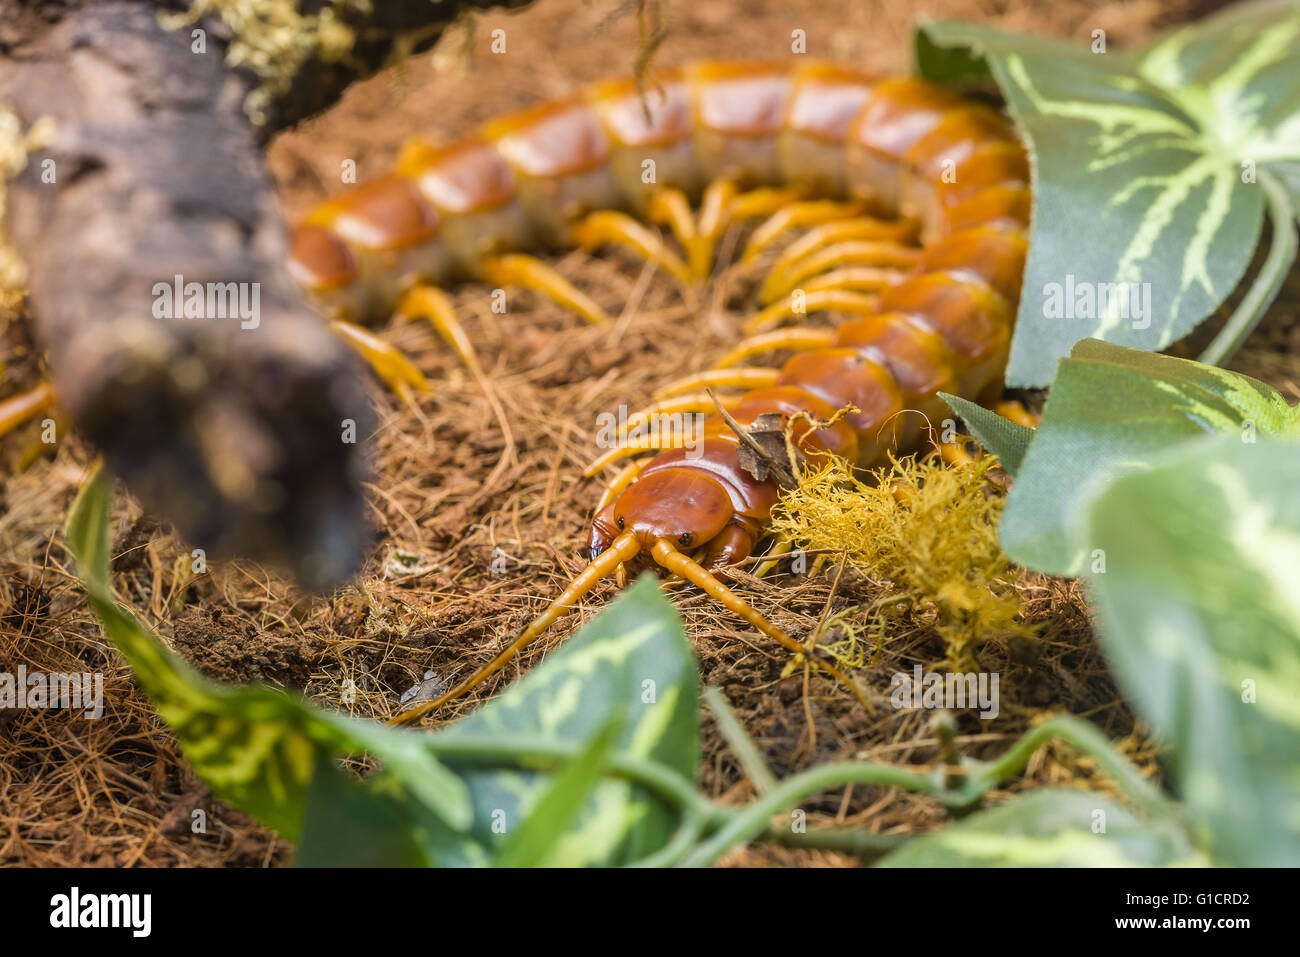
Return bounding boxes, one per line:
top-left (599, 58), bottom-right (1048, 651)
top-left (345, 59), bottom-right (1034, 723)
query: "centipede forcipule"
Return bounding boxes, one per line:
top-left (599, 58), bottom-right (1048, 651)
top-left (385, 60), bottom-right (1033, 724)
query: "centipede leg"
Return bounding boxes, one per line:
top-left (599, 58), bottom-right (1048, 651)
top-left (646, 188), bottom-right (699, 274)
top-left (583, 428), bottom-right (698, 476)
top-left (762, 241), bottom-right (921, 303)
top-left (481, 253), bottom-right (611, 325)
top-left (395, 285), bottom-right (482, 375)
top-left (330, 320), bottom-right (431, 397)
top-left (595, 459), bottom-right (644, 512)
top-left (390, 531), bottom-right (644, 725)
top-left (649, 539), bottom-right (872, 711)
top-left (752, 536), bottom-right (793, 579)
top-left (796, 267), bottom-right (905, 298)
top-left (744, 290), bottom-right (882, 335)
top-left (692, 178), bottom-right (738, 279)
top-left (620, 391), bottom-right (741, 435)
top-left (0, 381), bottom-right (58, 439)
top-left (570, 211), bottom-right (692, 286)
top-left (652, 366), bottom-right (780, 400)
top-left (741, 200), bottom-right (866, 263)
top-left (715, 327), bottom-right (835, 368)
top-left (993, 399), bottom-right (1040, 428)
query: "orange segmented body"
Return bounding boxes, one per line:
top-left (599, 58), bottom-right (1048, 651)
top-left (380, 60), bottom-right (1033, 724)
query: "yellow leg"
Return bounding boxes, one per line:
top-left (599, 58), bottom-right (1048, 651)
top-left (751, 535), bottom-right (792, 579)
top-left (331, 321), bottom-right (431, 396)
top-left (715, 327), bottom-right (834, 369)
top-left (482, 253), bottom-right (611, 325)
top-left (646, 188), bottom-right (698, 272)
top-left (596, 459), bottom-right (643, 512)
top-left (743, 290), bottom-right (883, 335)
top-left (390, 531), bottom-right (643, 724)
top-left (570, 211), bottom-right (691, 286)
top-left (726, 186), bottom-right (808, 223)
top-left (652, 366), bottom-right (781, 401)
top-left (767, 217), bottom-right (918, 292)
top-left (797, 267), bottom-right (904, 298)
top-left (649, 539), bottom-right (872, 712)
top-left (0, 381), bottom-right (57, 439)
top-left (692, 178), bottom-right (739, 280)
top-left (618, 392), bottom-right (738, 439)
top-left (741, 200), bottom-right (866, 263)
top-left (395, 285), bottom-right (482, 375)
top-left (583, 427), bottom-right (696, 477)
top-left (763, 241), bottom-right (921, 303)
top-left (993, 399), bottom-right (1040, 428)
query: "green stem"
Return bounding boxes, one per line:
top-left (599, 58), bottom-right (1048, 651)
top-left (703, 686), bottom-right (779, 794)
top-left (1198, 170), bottom-right (1297, 367)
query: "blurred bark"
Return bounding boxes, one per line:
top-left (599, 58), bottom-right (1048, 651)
top-left (0, 0), bottom-right (521, 587)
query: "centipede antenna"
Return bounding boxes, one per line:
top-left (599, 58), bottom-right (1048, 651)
top-left (652, 366), bottom-right (780, 400)
top-left (482, 253), bottom-right (611, 325)
top-left (715, 327), bottom-right (834, 368)
top-left (396, 285), bottom-right (483, 376)
top-left (0, 381), bottom-right (57, 438)
top-left (391, 531), bottom-right (643, 725)
top-left (762, 241), bottom-right (922, 303)
top-left (570, 211), bottom-right (692, 286)
top-left (741, 200), bottom-right (866, 263)
top-left (649, 540), bottom-right (873, 712)
top-left (330, 321), bottom-right (431, 396)
top-left (743, 290), bottom-right (882, 335)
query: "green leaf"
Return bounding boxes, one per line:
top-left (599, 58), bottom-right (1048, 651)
top-left (64, 467), bottom-right (472, 843)
top-left (917, 0), bottom-right (1300, 386)
top-left (1084, 436), bottom-right (1300, 867)
top-left (939, 392), bottom-right (1034, 477)
top-left (879, 789), bottom-right (1202, 866)
top-left (434, 577), bottom-right (700, 867)
top-left (1000, 339), bottom-right (1300, 574)
top-left (298, 761), bottom-right (430, 867)
top-left (494, 714), bottom-right (623, 868)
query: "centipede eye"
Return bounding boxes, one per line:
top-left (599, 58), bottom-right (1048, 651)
top-left (678, 533), bottom-right (693, 547)
top-left (617, 516), bottom-right (625, 530)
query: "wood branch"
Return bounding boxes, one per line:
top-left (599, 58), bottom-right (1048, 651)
top-left (0, 0), bottom-right (518, 587)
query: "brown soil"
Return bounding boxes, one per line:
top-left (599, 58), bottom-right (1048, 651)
top-left (0, 0), bottom-right (1277, 867)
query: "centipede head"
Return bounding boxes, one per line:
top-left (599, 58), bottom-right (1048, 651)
top-left (588, 470), bottom-right (734, 564)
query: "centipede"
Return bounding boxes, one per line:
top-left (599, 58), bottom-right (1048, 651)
top-left (265, 58), bottom-right (1034, 724)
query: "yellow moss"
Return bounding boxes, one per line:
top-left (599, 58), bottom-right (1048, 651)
top-left (769, 453), bottom-right (1029, 670)
top-left (161, 0), bottom-right (372, 126)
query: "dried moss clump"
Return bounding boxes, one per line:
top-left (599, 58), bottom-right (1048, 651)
top-left (0, 106), bottom-right (53, 315)
top-left (768, 454), bottom-right (1031, 669)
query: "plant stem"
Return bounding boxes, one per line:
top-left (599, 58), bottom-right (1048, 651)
top-left (703, 686), bottom-right (779, 794)
top-left (1199, 171), bottom-right (1298, 368)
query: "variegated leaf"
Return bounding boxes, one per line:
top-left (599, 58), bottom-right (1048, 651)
top-left (1000, 339), bottom-right (1300, 575)
top-left (878, 790), bottom-right (1202, 867)
top-left (431, 577), bottom-right (700, 867)
top-left (918, 0), bottom-right (1300, 386)
top-left (1084, 436), bottom-right (1300, 867)
top-left (65, 468), bottom-right (472, 844)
